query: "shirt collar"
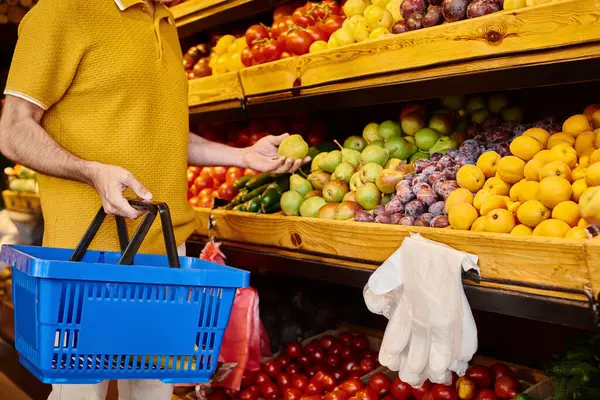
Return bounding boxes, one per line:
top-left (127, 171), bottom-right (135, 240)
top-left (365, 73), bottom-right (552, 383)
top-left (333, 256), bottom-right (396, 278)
top-left (113, 0), bottom-right (145, 11)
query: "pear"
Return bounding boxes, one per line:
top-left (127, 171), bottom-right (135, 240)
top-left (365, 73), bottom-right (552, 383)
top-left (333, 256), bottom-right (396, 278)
top-left (386, 158), bottom-right (404, 170)
top-left (304, 190), bottom-right (322, 199)
top-left (362, 122), bottom-right (381, 143)
top-left (369, 140), bottom-right (385, 148)
top-left (307, 146), bottom-right (320, 161)
top-left (382, 193), bottom-right (392, 205)
top-left (278, 134), bottom-right (308, 159)
top-left (311, 152), bottom-right (328, 171)
top-left (360, 163), bottom-right (384, 184)
top-left (409, 151), bottom-right (429, 164)
top-left (378, 120), bottom-right (402, 141)
top-left (385, 136), bottom-right (418, 160)
top-left (280, 191), bottom-right (304, 216)
top-left (290, 174), bottom-right (312, 196)
top-left (300, 196), bottom-right (327, 217)
top-left (428, 114), bottom-right (453, 135)
top-left (471, 109), bottom-right (491, 124)
top-left (466, 95), bottom-right (486, 114)
top-left (375, 169), bottom-right (405, 194)
top-left (414, 128), bottom-right (441, 152)
top-left (501, 106), bottom-right (523, 122)
top-left (307, 170), bottom-right (331, 190)
top-left (332, 162), bottom-right (357, 183)
top-left (441, 95), bottom-right (466, 111)
top-left (323, 180), bottom-right (349, 203)
top-left (335, 201), bottom-right (363, 220)
top-left (341, 148), bottom-right (361, 167)
top-left (349, 172), bottom-right (362, 191)
top-left (401, 110), bottom-right (426, 136)
top-left (488, 93), bottom-right (509, 114)
top-left (319, 150), bottom-right (342, 173)
top-left (428, 136), bottom-right (458, 155)
top-left (343, 136), bottom-right (367, 152)
top-left (343, 191), bottom-right (358, 202)
top-left (356, 183), bottom-right (381, 211)
top-left (317, 203), bottom-right (338, 219)
top-left (361, 145), bottom-right (389, 166)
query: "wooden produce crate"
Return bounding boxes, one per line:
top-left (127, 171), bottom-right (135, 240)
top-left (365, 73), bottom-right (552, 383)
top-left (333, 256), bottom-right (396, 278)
top-left (2, 190), bottom-right (41, 213)
top-left (194, 209), bottom-right (592, 302)
top-left (188, 72), bottom-right (244, 108)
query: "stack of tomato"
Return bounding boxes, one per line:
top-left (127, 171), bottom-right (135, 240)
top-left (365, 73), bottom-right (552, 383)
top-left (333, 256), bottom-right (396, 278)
top-left (188, 166), bottom-right (259, 208)
top-left (241, 0), bottom-right (344, 65)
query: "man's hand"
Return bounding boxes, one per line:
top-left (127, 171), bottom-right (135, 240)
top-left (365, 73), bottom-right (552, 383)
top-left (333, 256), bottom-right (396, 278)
top-left (87, 162), bottom-right (153, 219)
top-left (242, 134), bottom-right (311, 173)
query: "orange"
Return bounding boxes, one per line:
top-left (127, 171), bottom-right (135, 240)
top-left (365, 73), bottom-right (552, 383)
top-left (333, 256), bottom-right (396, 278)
top-left (518, 181), bottom-right (540, 202)
top-left (537, 176), bottom-right (573, 209)
top-left (552, 200), bottom-right (581, 227)
top-left (484, 209), bottom-right (516, 234)
top-left (480, 195), bottom-right (508, 217)
top-left (476, 151), bottom-right (501, 179)
top-left (496, 156), bottom-right (525, 184)
top-left (456, 165), bottom-right (486, 193)
top-left (523, 158), bottom-right (546, 182)
top-left (510, 136), bottom-right (543, 161)
top-left (523, 128), bottom-right (550, 148)
top-left (538, 161), bottom-right (572, 182)
top-left (548, 144), bottom-right (578, 169)
top-left (563, 114), bottom-right (592, 137)
top-left (484, 177), bottom-right (512, 196)
top-left (445, 188), bottom-right (474, 213)
top-left (517, 200), bottom-right (550, 228)
top-left (448, 203), bottom-right (479, 230)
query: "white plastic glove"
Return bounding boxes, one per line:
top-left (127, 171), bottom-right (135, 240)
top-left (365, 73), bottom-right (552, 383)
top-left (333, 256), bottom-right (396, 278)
top-left (364, 233), bottom-right (479, 387)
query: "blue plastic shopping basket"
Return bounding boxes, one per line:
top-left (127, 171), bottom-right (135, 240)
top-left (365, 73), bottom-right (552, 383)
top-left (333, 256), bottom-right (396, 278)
top-left (0, 201), bottom-right (249, 384)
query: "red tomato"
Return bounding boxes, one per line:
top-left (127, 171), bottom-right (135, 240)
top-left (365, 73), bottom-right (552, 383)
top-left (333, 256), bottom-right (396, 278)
top-left (325, 355), bottom-right (341, 368)
top-left (340, 348), bottom-right (355, 361)
top-left (187, 169), bottom-right (199, 185)
top-left (284, 388), bottom-right (303, 400)
top-left (318, 336), bottom-right (335, 350)
top-left (210, 166), bottom-right (227, 182)
top-left (274, 3), bottom-right (296, 19)
top-left (189, 196), bottom-right (202, 208)
top-left (338, 333), bottom-right (353, 347)
top-left (200, 167), bottom-right (212, 178)
top-left (292, 374), bottom-right (309, 391)
top-left (188, 166), bottom-right (201, 174)
top-left (286, 29), bottom-right (314, 55)
top-left (244, 169), bottom-right (260, 176)
top-left (466, 366), bottom-right (494, 388)
top-left (490, 363), bottom-right (516, 382)
top-left (324, 391), bottom-right (349, 400)
top-left (280, 51), bottom-right (293, 59)
top-left (287, 364), bottom-right (301, 375)
top-left (240, 386), bottom-right (260, 400)
top-left (332, 369), bottom-right (347, 383)
top-left (226, 389), bottom-right (240, 398)
top-left (241, 48), bottom-right (254, 67)
top-left (431, 384), bottom-right (458, 400)
top-left (297, 355), bottom-right (311, 368)
top-left (359, 358), bottom-right (376, 374)
top-left (286, 343), bottom-right (303, 359)
top-left (255, 372), bottom-right (271, 385)
top-left (347, 371), bottom-right (363, 379)
top-left (342, 360), bottom-right (358, 373)
top-left (352, 335), bottom-right (370, 352)
top-left (412, 381), bottom-right (432, 400)
top-left (199, 188), bottom-right (214, 197)
top-left (355, 388), bottom-right (378, 400)
top-left (311, 4), bottom-right (329, 22)
top-left (493, 376), bottom-right (519, 399)
top-left (237, 128), bottom-right (251, 146)
top-left (322, 15), bottom-right (344, 35)
top-left (252, 43), bottom-right (267, 64)
top-left (199, 194), bottom-right (213, 208)
top-left (301, 396), bottom-right (324, 400)
top-left (367, 373), bottom-right (390, 396)
top-left (278, 355), bottom-right (292, 369)
top-left (277, 373), bottom-right (292, 389)
top-left (292, 6), bottom-right (315, 27)
top-left (306, 341), bottom-right (321, 353)
top-left (305, 381), bottom-right (323, 396)
top-left (263, 39), bottom-right (285, 62)
top-left (339, 378), bottom-right (364, 396)
top-left (306, 25), bottom-right (329, 42)
top-left (390, 377), bottom-right (412, 400)
top-left (328, 343), bottom-right (343, 356)
top-left (272, 16), bottom-right (294, 39)
top-left (322, 0), bottom-right (341, 15)
top-left (321, 374), bottom-right (337, 391)
top-left (311, 349), bottom-right (326, 363)
top-left (246, 24), bottom-right (270, 47)
top-left (226, 167), bottom-right (244, 184)
top-left (260, 381), bottom-right (279, 399)
top-left (187, 188), bottom-right (195, 200)
top-left (264, 360), bottom-right (282, 378)
top-left (476, 389), bottom-right (498, 400)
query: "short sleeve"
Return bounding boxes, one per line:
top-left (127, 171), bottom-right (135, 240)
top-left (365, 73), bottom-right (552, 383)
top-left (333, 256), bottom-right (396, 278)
top-left (4, 1), bottom-right (86, 110)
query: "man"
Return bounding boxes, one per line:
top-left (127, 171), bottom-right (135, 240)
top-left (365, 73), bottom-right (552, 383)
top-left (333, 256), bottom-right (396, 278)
top-left (0, 0), bottom-right (308, 399)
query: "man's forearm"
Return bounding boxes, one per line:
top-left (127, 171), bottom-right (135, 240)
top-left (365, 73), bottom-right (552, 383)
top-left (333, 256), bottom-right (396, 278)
top-left (0, 97), bottom-right (95, 184)
top-left (188, 133), bottom-right (246, 167)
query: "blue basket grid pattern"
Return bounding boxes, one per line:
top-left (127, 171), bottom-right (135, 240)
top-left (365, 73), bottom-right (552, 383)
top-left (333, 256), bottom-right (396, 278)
top-left (3, 244), bottom-right (249, 384)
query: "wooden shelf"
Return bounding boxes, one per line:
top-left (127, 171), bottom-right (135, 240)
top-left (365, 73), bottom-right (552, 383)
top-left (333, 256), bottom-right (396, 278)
top-left (191, 208), bottom-right (600, 329)
top-left (186, 0), bottom-right (600, 116)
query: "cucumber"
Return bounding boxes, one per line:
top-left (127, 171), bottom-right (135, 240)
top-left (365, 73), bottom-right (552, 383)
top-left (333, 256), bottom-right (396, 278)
top-left (546, 362), bottom-right (599, 377)
top-left (246, 197), bottom-right (262, 213)
top-left (231, 189), bottom-right (248, 204)
top-left (262, 202), bottom-right (281, 214)
top-left (555, 377), bottom-right (568, 400)
top-left (242, 183), bottom-right (272, 202)
top-left (566, 346), bottom-right (597, 362)
top-left (232, 176), bottom-right (252, 189)
top-left (261, 187), bottom-right (282, 209)
top-left (246, 173), bottom-right (279, 191)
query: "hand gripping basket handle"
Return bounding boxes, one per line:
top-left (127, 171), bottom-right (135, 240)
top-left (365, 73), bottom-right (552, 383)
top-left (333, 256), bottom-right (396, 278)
top-left (70, 201), bottom-right (181, 268)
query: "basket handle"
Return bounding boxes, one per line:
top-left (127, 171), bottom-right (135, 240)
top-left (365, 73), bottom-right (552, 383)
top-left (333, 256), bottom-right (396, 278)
top-left (70, 201), bottom-right (181, 268)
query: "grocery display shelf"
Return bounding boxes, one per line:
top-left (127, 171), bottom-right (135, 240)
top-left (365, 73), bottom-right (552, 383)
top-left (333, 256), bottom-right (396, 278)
top-left (186, 0), bottom-right (600, 119)
top-left (190, 208), bottom-right (599, 330)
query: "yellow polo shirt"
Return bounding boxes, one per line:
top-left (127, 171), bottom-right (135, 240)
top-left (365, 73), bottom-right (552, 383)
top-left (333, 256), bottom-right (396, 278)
top-left (5, 0), bottom-right (197, 254)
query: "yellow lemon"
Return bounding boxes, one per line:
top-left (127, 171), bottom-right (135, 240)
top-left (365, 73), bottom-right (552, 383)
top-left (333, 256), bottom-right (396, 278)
top-left (549, 144), bottom-right (578, 169)
top-left (496, 156), bottom-right (525, 184)
top-left (533, 149), bottom-right (552, 163)
top-left (580, 155), bottom-right (590, 168)
top-left (484, 177), bottom-right (512, 196)
top-left (538, 161), bottom-right (572, 182)
top-left (476, 151), bottom-right (501, 179)
top-left (510, 136), bottom-right (543, 161)
top-left (456, 165), bottom-right (486, 193)
top-left (480, 195), bottom-right (508, 216)
top-left (511, 224), bottom-right (533, 235)
top-left (473, 189), bottom-right (492, 212)
top-left (547, 133), bottom-right (576, 149)
top-left (445, 188), bottom-right (474, 213)
top-left (578, 218), bottom-right (590, 228)
top-left (484, 209), bottom-right (516, 234)
top-left (470, 216), bottom-right (486, 232)
top-left (574, 131), bottom-right (596, 157)
top-left (537, 176), bottom-right (573, 209)
top-left (509, 180), bottom-right (526, 201)
top-left (586, 162), bottom-right (600, 187)
top-left (584, 104), bottom-right (600, 119)
top-left (523, 158), bottom-right (546, 182)
top-left (565, 227), bottom-right (589, 239)
top-left (532, 219), bottom-right (571, 237)
top-left (523, 128), bottom-right (551, 148)
top-left (552, 200), bottom-right (581, 227)
top-left (579, 187), bottom-right (600, 225)
top-left (572, 167), bottom-right (587, 182)
top-left (572, 179), bottom-right (588, 202)
top-left (448, 203), bottom-right (479, 230)
top-left (563, 114), bottom-right (592, 137)
top-left (518, 181), bottom-right (540, 202)
top-left (517, 200), bottom-right (550, 228)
